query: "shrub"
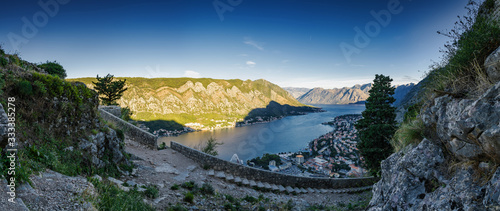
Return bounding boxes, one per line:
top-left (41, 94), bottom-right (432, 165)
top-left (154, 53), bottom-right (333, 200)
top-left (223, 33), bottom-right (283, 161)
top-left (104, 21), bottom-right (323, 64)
top-left (143, 185), bottom-right (159, 199)
top-left (181, 181), bottom-right (197, 191)
top-left (120, 106), bottom-right (133, 121)
top-left (38, 61), bottom-right (67, 79)
top-left (9, 54), bottom-right (20, 66)
top-left (170, 184), bottom-right (179, 190)
top-left (224, 202), bottom-right (233, 210)
top-left (183, 192), bottom-right (194, 203)
top-left (243, 195), bottom-right (257, 204)
top-left (0, 57), bottom-right (7, 67)
top-left (200, 183), bottom-right (215, 195)
top-left (116, 129), bottom-right (125, 140)
top-left (17, 80), bottom-right (33, 96)
top-left (33, 80), bottom-right (47, 95)
top-left (158, 142), bottom-right (167, 150)
top-left (225, 194), bottom-right (236, 203)
top-left (199, 137), bottom-right (223, 156)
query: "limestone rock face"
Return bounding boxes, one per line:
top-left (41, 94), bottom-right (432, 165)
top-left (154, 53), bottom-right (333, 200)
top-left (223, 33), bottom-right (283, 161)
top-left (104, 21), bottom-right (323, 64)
top-left (369, 82), bottom-right (500, 210)
top-left (78, 127), bottom-right (128, 168)
top-left (422, 81), bottom-right (500, 162)
top-left (0, 103), bottom-right (9, 147)
top-left (485, 46), bottom-right (500, 83)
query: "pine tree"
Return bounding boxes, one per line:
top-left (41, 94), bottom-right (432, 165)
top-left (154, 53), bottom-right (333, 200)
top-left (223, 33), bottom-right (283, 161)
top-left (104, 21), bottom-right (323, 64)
top-left (355, 74), bottom-right (396, 176)
top-left (92, 74), bottom-right (128, 105)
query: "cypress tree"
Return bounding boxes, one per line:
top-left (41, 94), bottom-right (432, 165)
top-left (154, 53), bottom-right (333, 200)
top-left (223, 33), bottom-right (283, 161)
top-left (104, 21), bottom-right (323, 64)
top-left (355, 74), bottom-right (396, 176)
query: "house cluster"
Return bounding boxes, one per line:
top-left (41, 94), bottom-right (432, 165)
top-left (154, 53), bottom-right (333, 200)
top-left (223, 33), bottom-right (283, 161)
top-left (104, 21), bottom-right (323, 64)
top-left (299, 114), bottom-right (367, 178)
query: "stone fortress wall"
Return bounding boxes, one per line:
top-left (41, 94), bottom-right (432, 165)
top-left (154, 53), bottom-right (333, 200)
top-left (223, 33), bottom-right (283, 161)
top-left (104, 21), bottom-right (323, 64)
top-left (171, 141), bottom-right (378, 189)
top-left (99, 107), bottom-right (157, 149)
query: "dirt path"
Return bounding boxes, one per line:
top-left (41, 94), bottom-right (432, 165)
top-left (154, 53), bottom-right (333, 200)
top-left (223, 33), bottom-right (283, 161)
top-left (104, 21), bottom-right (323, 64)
top-left (121, 139), bottom-right (372, 210)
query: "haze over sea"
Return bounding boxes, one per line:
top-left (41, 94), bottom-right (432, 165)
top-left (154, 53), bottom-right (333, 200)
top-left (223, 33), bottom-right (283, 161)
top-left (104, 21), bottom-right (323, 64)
top-left (159, 104), bottom-right (365, 161)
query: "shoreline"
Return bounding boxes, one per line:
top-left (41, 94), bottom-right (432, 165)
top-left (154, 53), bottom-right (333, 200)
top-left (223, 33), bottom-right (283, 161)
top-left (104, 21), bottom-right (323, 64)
top-left (153, 108), bottom-right (325, 137)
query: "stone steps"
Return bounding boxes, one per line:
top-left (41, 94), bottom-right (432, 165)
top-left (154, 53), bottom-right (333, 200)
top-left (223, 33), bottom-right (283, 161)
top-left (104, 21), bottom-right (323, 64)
top-left (206, 170), bottom-right (372, 195)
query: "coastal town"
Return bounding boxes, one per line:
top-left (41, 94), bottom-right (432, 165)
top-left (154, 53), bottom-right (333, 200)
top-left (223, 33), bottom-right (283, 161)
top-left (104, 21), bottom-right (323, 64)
top-left (246, 114), bottom-right (367, 178)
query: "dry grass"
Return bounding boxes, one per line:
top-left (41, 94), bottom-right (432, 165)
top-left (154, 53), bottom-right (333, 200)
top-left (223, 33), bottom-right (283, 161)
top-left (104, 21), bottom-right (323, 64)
top-left (391, 118), bottom-right (425, 152)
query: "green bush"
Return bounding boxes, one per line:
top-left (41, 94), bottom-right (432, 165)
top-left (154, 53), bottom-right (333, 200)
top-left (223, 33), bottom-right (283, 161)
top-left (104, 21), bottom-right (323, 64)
top-left (120, 106), bottom-right (133, 121)
top-left (243, 195), bottom-right (257, 204)
top-left (38, 61), bottom-right (67, 79)
top-left (183, 192), bottom-right (194, 203)
top-left (0, 57), bottom-right (7, 67)
top-left (9, 54), bottom-right (20, 66)
top-left (33, 80), bottom-right (47, 95)
top-left (116, 129), bottom-right (125, 140)
top-left (200, 183), bottom-right (215, 195)
top-left (143, 185), bottom-right (159, 199)
top-left (170, 184), bottom-right (180, 190)
top-left (17, 80), bottom-right (33, 96)
top-left (181, 181), bottom-right (197, 190)
top-left (158, 142), bottom-right (167, 150)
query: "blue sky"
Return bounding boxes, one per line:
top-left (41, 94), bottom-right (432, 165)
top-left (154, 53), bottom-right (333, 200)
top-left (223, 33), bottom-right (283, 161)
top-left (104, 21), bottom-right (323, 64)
top-left (0, 0), bottom-right (471, 88)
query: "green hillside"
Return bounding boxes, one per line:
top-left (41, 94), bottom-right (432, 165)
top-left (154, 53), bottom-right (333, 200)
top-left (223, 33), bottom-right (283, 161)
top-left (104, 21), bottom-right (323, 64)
top-left (68, 77), bottom-right (305, 130)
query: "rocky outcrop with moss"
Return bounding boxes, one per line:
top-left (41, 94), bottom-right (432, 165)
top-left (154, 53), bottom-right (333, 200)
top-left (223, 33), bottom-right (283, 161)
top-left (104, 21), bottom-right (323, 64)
top-left (369, 81), bottom-right (500, 210)
top-left (368, 0), bottom-right (500, 209)
top-left (0, 53), bottom-right (133, 209)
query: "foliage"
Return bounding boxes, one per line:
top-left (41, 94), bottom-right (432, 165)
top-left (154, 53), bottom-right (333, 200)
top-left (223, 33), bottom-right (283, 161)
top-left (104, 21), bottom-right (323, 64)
top-left (170, 184), bottom-right (180, 190)
top-left (8, 54), bottom-right (20, 66)
top-left (143, 184), bottom-right (159, 199)
top-left (115, 129), bottom-right (125, 140)
top-left (200, 183), bottom-right (215, 195)
top-left (120, 106), bottom-right (133, 121)
top-left (0, 57), bottom-right (7, 67)
top-left (158, 142), bottom-right (167, 150)
top-left (199, 137), bottom-right (223, 156)
top-left (183, 192), bottom-right (194, 203)
top-left (249, 153), bottom-right (282, 170)
top-left (16, 79), bottom-right (33, 96)
top-left (181, 181), bottom-right (198, 191)
top-left (38, 61), bottom-right (67, 79)
top-left (426, 0), bottom-right (500, 97)
top-left (392, 118), bottom-right (425, 152)
top-left (88, 178), bottom-right (155, 211)
top-left (355, 74), bottom-right (397, 176)
top-left (243, 195), bottom-right (258, 204)
top-left (93, 74), bottom-right (128, 105)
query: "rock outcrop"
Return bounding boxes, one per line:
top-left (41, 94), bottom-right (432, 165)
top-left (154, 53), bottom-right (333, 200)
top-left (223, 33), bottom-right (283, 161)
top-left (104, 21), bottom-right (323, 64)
top-left (369, 66), bottom-right (500, 209)
top-left (295, 83), bottom-right (414, 105)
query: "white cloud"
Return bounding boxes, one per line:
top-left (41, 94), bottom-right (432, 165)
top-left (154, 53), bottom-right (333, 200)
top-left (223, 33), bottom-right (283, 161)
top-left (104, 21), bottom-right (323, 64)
top-left (244, 37), bottom-right (264, 51)
top-left (246, 61), bottom-right (256, 67)
top-left (183, 70), bottom-right (201, 78)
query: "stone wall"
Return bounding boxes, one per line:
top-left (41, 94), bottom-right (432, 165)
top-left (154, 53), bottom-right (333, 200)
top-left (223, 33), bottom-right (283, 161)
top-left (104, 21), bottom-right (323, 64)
top-left (171, 141), bottom-right (378, 189)
top-left (99, 105), bottom-right (122, 117)
top-left (99, 108), bottom-right (157, 149)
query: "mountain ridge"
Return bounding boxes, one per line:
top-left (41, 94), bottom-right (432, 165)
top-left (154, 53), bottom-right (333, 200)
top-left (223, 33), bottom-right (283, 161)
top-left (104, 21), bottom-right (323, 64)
top-left (68, 77), bottom-right (307, 130)
top-left (288, 83), bottom-right (415, 105)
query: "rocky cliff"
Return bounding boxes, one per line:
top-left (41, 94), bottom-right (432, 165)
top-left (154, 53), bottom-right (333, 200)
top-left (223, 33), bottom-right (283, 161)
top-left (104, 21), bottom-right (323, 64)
top-left (368, 0), bottom-right (500, 207)
top-left (69, 77), bottom-right (304, 130)
top-left (295, 83), bottom-right (414, 105)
